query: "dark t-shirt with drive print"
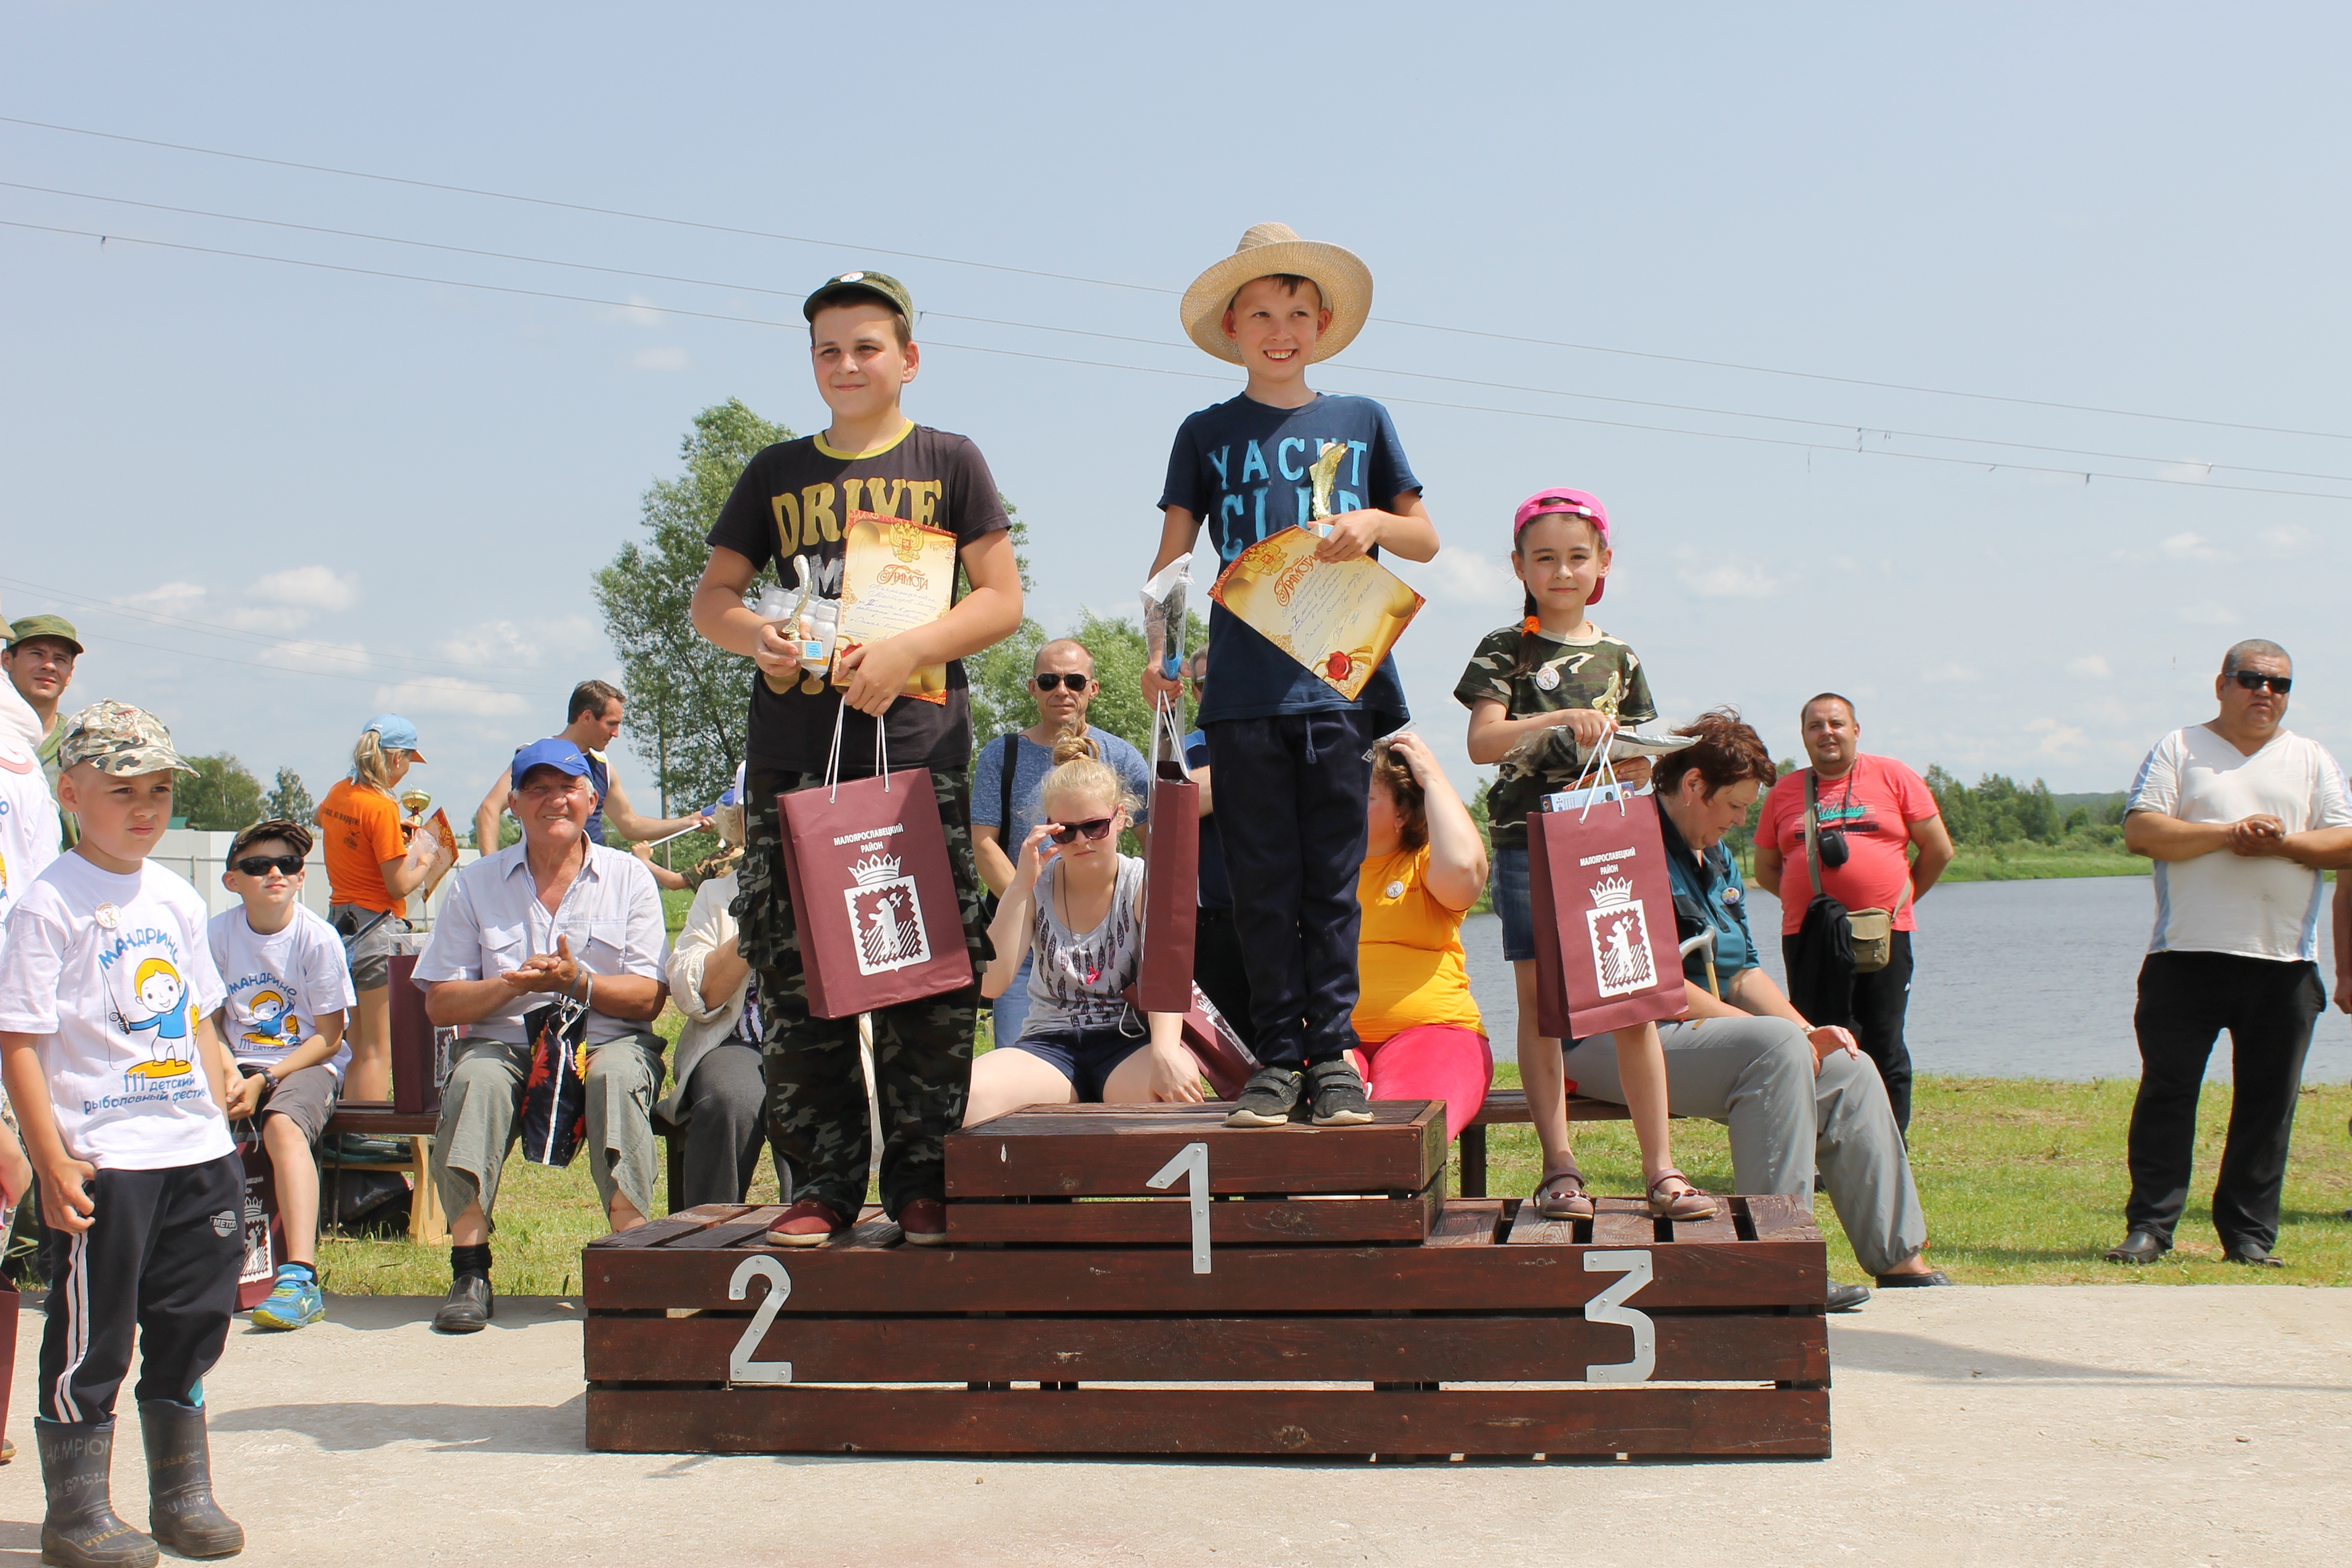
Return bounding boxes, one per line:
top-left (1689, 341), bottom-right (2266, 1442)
top-left (707, 423), bottom-right (1010, 777)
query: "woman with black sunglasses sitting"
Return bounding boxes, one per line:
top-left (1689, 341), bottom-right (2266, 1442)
top-left (965, 732), bottom-right (1207, 1121)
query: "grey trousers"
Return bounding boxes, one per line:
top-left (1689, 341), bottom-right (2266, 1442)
top-left (677, 1041), bottom-right (770, 1210)
top-left (1561, 1013), bottom-right (1928, 1277)
top-left (431, 1033), bottom-right (663, 1231)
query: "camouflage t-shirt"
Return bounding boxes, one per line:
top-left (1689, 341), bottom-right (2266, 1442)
top-left (1452, 624), bottom-right (1657, 850)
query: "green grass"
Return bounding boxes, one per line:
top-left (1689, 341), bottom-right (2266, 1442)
top-left (1468, 1062), bottom-right (2352, 1286)
top-left (1939, 847), bottom-right (2147, 881)
top-left (312, 1037), bottom-right (2352, 1296)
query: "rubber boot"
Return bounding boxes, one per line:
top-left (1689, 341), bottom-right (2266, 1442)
top-left (138, 1400), bottom-right (244, 1559)
top-left (35, 1417), bottom-right (157, 1568)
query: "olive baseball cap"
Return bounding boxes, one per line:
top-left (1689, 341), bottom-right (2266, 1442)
top-left (6, 614), bottom-right (83, 655)
top-left (803, 269), bottom-right (913, 324)
top-left (57, 700), bottom-right (196, 777)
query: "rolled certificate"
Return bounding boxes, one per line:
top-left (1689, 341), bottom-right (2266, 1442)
top-left (1140, 553), bottom-right (1191, 683)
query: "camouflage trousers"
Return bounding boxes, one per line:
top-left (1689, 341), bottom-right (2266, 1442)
top-left (737, 764), bottom-right (989, 1220)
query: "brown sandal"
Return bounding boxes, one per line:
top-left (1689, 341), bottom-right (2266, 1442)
top-left (1647, 1168), bottom-right (1718, 1221)
top-left (1533, 1168), bottom-right (1595, 1221)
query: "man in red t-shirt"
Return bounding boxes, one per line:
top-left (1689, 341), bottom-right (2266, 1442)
top-left (1754, 693), bottom-right (1954, 1133)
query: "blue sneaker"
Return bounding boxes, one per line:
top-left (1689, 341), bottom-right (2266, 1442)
top-left (252, 1266), bottom-right (325, 1330)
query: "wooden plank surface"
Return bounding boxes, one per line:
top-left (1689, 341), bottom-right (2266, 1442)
top-left (1740, 1194), bottom-right (1824, 1242)
top-left (585, 1385), bottom-right (1830, 1457)
top-left (583, 1233), bottom-right (1826, 1314)
top-left (1670, 1208), bottom-right (1740, 1245)
top-left (1588, 1198), bottom-right (1662, 1249)
top-left (583, 1311), bottom-right (1827, 1386)
top-left (667, 1207), bottom-right (788, 1250)
top-left (586, 1205), bottom-right (744, 1249)
top-left (945, 1180), bottom-right (1441, 1245)
top-left (1506, 1203), bottom-right (1584, 1248)
top-left (1425, 1200), bottom-right (1505, 1246)
top-left (946, 1102), bottom-right (1445, 1199)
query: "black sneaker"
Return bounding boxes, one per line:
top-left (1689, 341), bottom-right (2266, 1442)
top-left (1224, 1068), bottom-right (1305, 1127)
top-left (1305, 1059), bottom-right (1374, 1126)
top-left (432, 1273), bottom-right (494, 1333)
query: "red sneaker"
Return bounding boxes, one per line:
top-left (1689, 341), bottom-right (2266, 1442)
top-left (896, 1198), bottom-right (948, 1247)
top-left (766, 1199), bottom-right (850, 1247)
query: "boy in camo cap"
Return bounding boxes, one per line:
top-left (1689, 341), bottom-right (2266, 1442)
top-left (0, 700), bottom-right (249, 1564)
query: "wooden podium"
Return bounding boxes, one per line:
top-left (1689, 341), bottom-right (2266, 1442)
top-left (582, 1102), bottom-right (1831, 1458)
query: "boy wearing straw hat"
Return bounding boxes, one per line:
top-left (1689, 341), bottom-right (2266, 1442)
top-left (1144, 224), bottom-right (1440, 1128)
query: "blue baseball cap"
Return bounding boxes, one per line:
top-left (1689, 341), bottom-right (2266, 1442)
top-left (360, 712), bottom-right (428, 762)
top-left (510, 737), bottom-right (593, 787)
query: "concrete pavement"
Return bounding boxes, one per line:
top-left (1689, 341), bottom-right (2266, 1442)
top-left (2, 1285), bottom-right (2346, 1567)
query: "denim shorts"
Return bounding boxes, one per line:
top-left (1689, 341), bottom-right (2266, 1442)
top-left (1490, 845), bottom-right (1534, 963)
top-left (1005, 1023), bottom-right (1148, 1103)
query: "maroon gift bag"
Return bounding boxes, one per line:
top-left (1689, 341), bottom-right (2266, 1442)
top-left (230, 1092), bottom-right (284, 1311)
top-left (1124, 981), bottom-right (1261, 1101)
top-left (1135, 707), bottom-right (1200, 1012)
top-left (1527, 790), bottom-right (1689, 1040)
top-left (777, 723), bottom-right (974, 1019)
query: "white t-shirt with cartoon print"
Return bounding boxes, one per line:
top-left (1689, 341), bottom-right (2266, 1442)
top-left (0, 727), bottom-right (61, 957)
top-left (0, 851), bottom-right (232, 1169)
top-left (208, 903), bottom-right (357, 1080)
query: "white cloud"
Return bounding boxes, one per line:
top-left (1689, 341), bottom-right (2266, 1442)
top-left (601, 294), bottom-right (667, 329)
top-left (1920, 662), bottom-right (1979, 683)
top-left (629, 346), bottom-right (689, 372)
top-left (2067, 655), bottom-right (2112, 678)
top-left (118, 581), bottom-right (208, 616)
top-left (437, 616), bottom-right (602, 670)
top-left (2155, 460), bottom-right (2214, 483)
top-left (251, 565), bottom-right (358, 612)
top-left (2259, 524), bottom-right (2315, 556)
top-left (372, 676), bottom-right (529, 717)
top-left (1673, 547), bottom-right (1784, 600)
top-left (2179, 605), bottom-right (2240, 626)
top-left (2158, 531), bottom-right (2223, 563)
top-left (2027, 717), bottom-right (2087, 754)
top-left (263, 638), bottom-right (371, 671)
top-left (1411, 548), bottom-right (1520, 607)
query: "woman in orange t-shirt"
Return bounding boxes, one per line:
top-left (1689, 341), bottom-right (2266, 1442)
top-left (315, 712), bottom-right (442, 1100)
top-left (1351, 731), bottom-right (1493, 1143)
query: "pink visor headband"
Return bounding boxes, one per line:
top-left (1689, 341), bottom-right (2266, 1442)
top-left (1512, 488), bottom-right (1611, 603)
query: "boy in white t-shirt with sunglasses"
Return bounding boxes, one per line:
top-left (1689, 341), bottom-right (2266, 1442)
top-left (209, 816), bottom-right (356, 1333)
top-left (0, 701), bottom-right (247, 1564)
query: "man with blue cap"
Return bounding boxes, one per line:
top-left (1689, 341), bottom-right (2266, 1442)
top-left (411, 738), bottom-right (671, 1332)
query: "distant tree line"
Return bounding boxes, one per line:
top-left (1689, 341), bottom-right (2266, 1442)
top-left (1924, 767), bottom-right (2126, 848)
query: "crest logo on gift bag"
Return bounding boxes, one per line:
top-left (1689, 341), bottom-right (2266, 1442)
top-left (845, 851), bottom-right (931, 976)
top-left (1583, 873), bottom-right (1657, 998)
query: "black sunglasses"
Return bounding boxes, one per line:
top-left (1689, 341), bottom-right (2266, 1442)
top-left (1033, 672), bottom-right (1092, 692)
top-left (232, 854), bottom-right (304, 877)
top-left (2230, 671), bottom-right (2292, 695)
top-left (1048, 816), bottom-right (1115, 844)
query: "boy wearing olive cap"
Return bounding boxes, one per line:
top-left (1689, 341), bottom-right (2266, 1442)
top-left (691, 270), bottom-right (1023, 1248)
top-left (0, 701), bottom-right (248, 1564)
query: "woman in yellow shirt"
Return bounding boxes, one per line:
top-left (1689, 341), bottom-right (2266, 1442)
top-left (1351, 732), bottom-right (1493, 1142)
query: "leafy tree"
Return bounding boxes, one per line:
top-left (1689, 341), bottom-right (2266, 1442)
top-left (179, 754), bottom-right (264, 831)
top-left (261, 766), bottom-right (314, 826)
top-left (594, 399), bottom-right (793, 814)
top-left (1925, 766), bottom-right (2065, 847)
top-left (970, 608), bottom-right (1209, 760)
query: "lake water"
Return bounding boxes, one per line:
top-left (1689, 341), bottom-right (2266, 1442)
top-left (1460, 874), bottom-right (2351, 1082)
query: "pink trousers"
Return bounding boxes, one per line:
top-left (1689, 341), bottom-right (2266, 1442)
top-left (1351, 1023), bottom-right (1494, 1144)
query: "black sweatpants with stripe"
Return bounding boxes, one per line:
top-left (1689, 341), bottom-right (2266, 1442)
top-left (38, 1155), bottom-right (243, 1424)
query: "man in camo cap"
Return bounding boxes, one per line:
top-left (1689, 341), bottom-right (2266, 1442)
top-left (6, 614), bottom-right (85, 848)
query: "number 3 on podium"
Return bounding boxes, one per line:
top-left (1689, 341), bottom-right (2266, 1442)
top-left (1583, 1249), bottom-right (1655, 1383)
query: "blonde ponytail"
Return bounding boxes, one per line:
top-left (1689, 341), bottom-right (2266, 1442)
top-left (1039, 725), bottom-right (1139, 820)
top-left (351, 729), bottom-right (399, 795)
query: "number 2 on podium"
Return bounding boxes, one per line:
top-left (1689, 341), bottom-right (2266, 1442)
top-left (727, 1255), bottom-right (794, 1384)
top-left (1146, 1141), bottom-right (1211, 1274)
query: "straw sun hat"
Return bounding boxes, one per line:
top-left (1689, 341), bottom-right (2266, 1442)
top-left (1179, 222), bottom-right (1373, 365)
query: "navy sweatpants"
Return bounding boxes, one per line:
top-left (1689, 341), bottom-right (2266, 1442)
top-left (1203, 710), bottom-right (1378, 1071)
top-left (39, 1155), bottom-right (243, 1424)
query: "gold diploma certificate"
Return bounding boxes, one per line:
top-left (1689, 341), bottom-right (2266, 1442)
top-left (833, 511), bottom-right (954, 705)
top-left (1208, 527), bottom-right (1425, 701)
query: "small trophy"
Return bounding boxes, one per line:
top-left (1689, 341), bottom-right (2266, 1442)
top-left (399, 789), bottom-right (432, 825)
top-left (1307, 441), bottom-right (1348, 532)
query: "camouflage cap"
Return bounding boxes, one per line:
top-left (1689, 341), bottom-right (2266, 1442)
top-left (57, 700), bottom-right (198, 776)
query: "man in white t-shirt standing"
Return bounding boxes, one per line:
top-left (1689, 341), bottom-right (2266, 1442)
top-left (2109, 640), bottom-right (2352, 1268)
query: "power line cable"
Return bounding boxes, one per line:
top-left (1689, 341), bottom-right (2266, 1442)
top-left (6, 216), bottom-right (2347, 504)
top-left (8, 112), bottom-right (2345, 443)
top-left (14, 180), bottom-right (2328, 482)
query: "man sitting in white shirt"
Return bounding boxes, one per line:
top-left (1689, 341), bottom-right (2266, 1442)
top-left (2111, 639), bottom-right (2352, 1268)
top-left (414, 738), bottom-right (669, 1332)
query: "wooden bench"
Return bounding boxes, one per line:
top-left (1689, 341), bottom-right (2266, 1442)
top-left (1456, 1088), bottom-right (1640, 1200)
top-left (581, 1101), bottom-right (1831, 1460)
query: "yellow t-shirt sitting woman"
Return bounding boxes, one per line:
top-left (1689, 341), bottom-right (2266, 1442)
top-left (1352, 843), bottom-right (1484, 1044)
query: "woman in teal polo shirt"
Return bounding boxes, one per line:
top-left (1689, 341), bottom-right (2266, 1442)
top-left (1560, 708), bottom-right (1948, 1297)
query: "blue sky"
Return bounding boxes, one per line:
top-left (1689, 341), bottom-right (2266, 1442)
top-left (5, 3), bottom-right (2350, 815)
